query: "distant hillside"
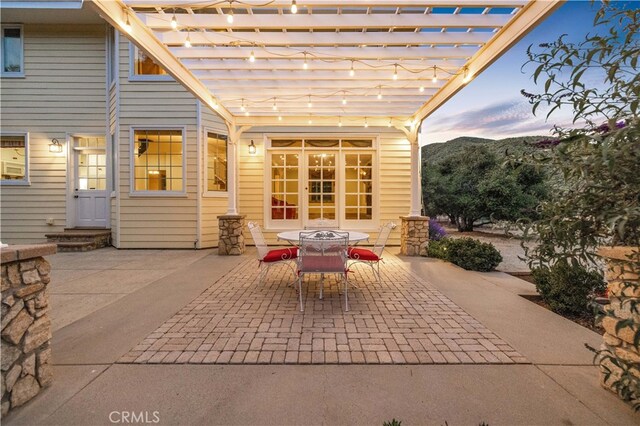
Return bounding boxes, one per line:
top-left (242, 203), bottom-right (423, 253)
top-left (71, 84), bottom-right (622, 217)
top-left (421, 135), bottom-right (548, 165)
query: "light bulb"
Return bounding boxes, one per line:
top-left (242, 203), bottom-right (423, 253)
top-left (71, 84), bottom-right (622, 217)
top-left (123, 13), bottom-right (132, 33)
top-left (272, 99), bottom-right (278, 111)
top-left (377, 87), bottom-right (382, 100)
top-left (463, 67), bottom-right (472, 83)
top-left (308, 118), bottom-right (313, 124)
top-left (184, 32), bottom-right (191, 48)
top-left (249, 50), bottom-right (255, 62)
top-left (342, 94), bottom-right (347, 105)
top-left (432, 66), bottom-right (438, 83)
top-left (364, 118), bottom-right (368, 128)
top-left (307, 96), bottom-right (312, 108)
top-left (419, 86), bottom-right (425, 93)
top-left (226, 3), bottom-right (234, 24)
top-left (338, 118), bottom-right (342, 127)
top-left (349, 61), bottom-right (355, 77)
top-left (278, 115), bottom-right (282, 121)
top-left (303, 53), bottom-right (308, 69)
top-left (393, 64), bottom-right (398, 80)
top-left (245, 111), bottom-right (250, 116)
top-left (171, 13), bottom-right (178, 30)
top-left (240, 99), bottom-right (245, 111)
top-left (291, 0), bottom-right (298, 14)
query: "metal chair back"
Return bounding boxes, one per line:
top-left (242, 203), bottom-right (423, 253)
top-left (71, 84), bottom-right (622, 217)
top-left (297, 230), bottom-right (349, 274)
top-left (247, 222), bottom-right (269, 260)
top-left (372, 222), bottom-right (396, 257)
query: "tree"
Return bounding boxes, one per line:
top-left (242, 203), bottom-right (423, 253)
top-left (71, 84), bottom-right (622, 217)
top-left (518, 1), bottom-right (640, 409)
top-left (423, 145), bottom-right (547, 231)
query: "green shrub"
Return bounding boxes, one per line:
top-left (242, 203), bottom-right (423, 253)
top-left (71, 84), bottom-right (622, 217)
top-left (532, 261), bottom-right (606, 316)
top-left (427, 237), bottom-right (503, 272)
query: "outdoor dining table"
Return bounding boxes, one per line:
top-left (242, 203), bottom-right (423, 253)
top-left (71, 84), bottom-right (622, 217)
top-left (276, 230), bottom-right (369, 245)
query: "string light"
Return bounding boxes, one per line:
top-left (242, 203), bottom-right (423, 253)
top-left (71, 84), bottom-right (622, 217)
top-left (303, 53), bottom-right (308, 70)
top-left (272, 98), bottom-right (278, 111)
top-left (184, 31), bottom-right (192, 48)
top-left (349, 61), bottom-right (355, 77)
top-left (226, 2), bottom-right (234, 24)
top-left (170, 11), bottom-right (178, 30)
top-left (338, 117), bottom-right (342, 127)
top-left (364, 117), bottom-right (369, 128)
top-left (249, 50), bottom-right (255, 62)
top-left (307, 95), bottom-right (312, 108)
top-left (291, 0), bottom-right (298, 14)
top-left (392, 64), bottom-right (398, 80)
top-left (240, 98), bottom-right (246, 112)
top-left (463, 66), bottom-right (472, 83)
top-left (342, 92), bottom-right (347, 105)
top-left (308, 115), bottom-right (313, 124)
top-left (245, 110), bottom-right (250, 116)
top-left (432, 65), bottom-right (438, 83)
top-left (419, 85), bottom-right (424, 93)
top-left (123, 10), bottom-right (132, 33)
top-left (377, 86), bottom-right (382, 100)
top-left (278, 115), bottom-right (282, 121)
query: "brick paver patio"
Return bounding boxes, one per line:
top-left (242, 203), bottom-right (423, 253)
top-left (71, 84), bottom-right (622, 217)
top-left (119, 252), bottom-right (527, 365)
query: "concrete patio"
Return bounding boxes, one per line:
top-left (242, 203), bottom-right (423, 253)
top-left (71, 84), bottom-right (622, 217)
top-left (4, 247), bottom-right (638, 425)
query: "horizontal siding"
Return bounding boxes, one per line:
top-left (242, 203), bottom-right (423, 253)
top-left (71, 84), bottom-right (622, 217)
top-left (0, 24), bottom-right (107, 244)
top-left (237, 127), bottom-right (410, 247)
top-left (117, 34), bottom-right (197, 249)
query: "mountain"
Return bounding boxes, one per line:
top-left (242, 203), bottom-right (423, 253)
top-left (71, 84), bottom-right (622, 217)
top-left (421, 135), bottom-right (548, 165)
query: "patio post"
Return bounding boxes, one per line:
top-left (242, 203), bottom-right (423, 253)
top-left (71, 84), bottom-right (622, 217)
top-left (400, 126), bottom-right (429, 256)
top-left (217, 123), bottom-right (246, 255)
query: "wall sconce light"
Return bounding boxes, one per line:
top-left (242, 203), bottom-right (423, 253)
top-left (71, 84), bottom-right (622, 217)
top-left (49, 139), bottom-right (63, 153)
top-left (248, 140), bottom-right (256, 155)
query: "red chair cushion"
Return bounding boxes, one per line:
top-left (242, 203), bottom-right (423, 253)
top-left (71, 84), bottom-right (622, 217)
top-left (262, 247), bottom-right (298, 263)
top-left (347, 247), bottom-right (379, 261)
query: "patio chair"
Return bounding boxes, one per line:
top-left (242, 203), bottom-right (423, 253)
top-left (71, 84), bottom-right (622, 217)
top-left (247, 222), bottom-right (297, 284)
top-left (347, 222), bottom-right (396, 283)
top-left (296, 231), bottom-right (350, 312)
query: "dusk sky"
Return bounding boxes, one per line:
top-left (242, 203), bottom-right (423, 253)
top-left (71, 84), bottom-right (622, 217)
top-left (420, 0), bottom-right (630, 145)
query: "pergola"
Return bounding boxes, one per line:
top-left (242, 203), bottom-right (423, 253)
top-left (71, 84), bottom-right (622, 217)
top-left (89, 0), bottom-right (562, 216)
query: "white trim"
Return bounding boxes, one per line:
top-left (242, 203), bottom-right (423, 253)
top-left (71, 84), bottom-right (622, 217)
top-left (1, 1), bottom-right (83, 9)
top-left (0, 131), bottom-right (29, 186)
top-left (196, 100), bottom-right (201, 249)
top-left (263, 134), bottom-right (379, 231)
top-left (107, 25), bottom-right (117, 87)
top-left (128, 125), bottom-right (188, 197)
top-left (128, 43), bottom-right (173, 82)
top-left (0, 24), bottom-right (25, 78)
top-left (203, 127), bottom-right (230, 197)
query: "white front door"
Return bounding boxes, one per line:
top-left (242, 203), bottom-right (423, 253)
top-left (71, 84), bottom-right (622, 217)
top-left (73, 136), bottom-right (108, 228)
top-left (304, 151), bottom-right (338, 228)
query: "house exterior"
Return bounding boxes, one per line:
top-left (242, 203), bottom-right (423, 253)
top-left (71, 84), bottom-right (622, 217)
top-left (0, 0), bottom-right (562, 252)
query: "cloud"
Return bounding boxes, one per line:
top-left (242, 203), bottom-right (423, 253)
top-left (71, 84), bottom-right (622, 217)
top-left (421, 97), bottom-right (575, 144)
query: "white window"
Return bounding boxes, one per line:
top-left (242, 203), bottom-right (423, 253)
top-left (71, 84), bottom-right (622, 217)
top-left (129, 44), bottom-right (172, 81)
top-left (130, 128), bottom-right (186, 195)
top-left (205, 131), bottom-right (228, 193)
top-left (1, 25), bottom-right (24, 77)
top-left (107, 26), bottom-right (117, 86)
top-left (0, 133), bottom-right (29, 185)
top-left (265, 137), bottom-right (377, 230)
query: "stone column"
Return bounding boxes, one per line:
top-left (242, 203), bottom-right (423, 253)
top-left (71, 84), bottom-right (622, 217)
top-left (1, 244), bottom-right (57, 416)
top-left (400, 216), bottom-right (429, 256)
top-left (218, 215), bottom-right (246, 255)
top-left (598, 246), bottom-right (640, 406)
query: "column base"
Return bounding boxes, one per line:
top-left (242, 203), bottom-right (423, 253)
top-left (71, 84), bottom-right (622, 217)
top-left (217, 215), bottom-right (246, 255)
top-left (400, 216), bottom-right (430, 256)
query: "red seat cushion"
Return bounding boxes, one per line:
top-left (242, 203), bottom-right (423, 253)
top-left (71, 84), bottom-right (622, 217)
top-left (262, 247), bottom-right (298, 263)
top-left (347, 247), bottom-right (379, 261)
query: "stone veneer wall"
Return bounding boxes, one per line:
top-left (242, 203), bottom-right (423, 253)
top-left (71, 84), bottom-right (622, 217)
top-left (400, 216), bottom-right (430, 256)
top-left (1, 244), bottom-right (57, 416)
top-left (598, 246), bottom-right (640, 405)
top-left (218, 215), bottom-right (246, 255)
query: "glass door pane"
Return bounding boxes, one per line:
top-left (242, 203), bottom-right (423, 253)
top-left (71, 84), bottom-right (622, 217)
top-left (306, 152), bottom-right (336, 225)
top-left (270, 153), bottom-right (299, 221)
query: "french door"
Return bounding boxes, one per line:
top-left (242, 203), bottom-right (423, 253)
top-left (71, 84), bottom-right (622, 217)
top-left (72, 136), bottom-right (108, 228)
top-left (304, 152), bottom-right (337, 228)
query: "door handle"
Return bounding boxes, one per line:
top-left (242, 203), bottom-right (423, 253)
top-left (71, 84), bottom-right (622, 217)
top-left (74, 195), bottom-right (79, 198)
